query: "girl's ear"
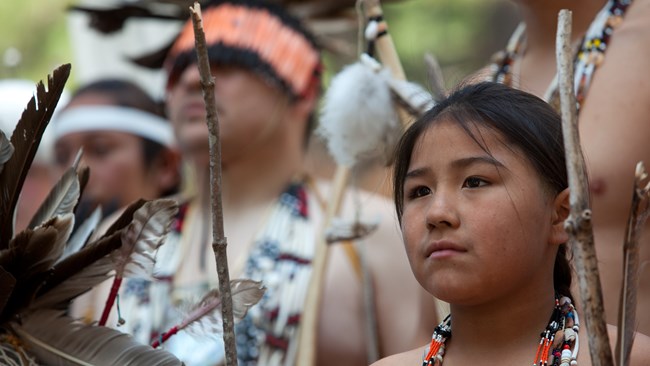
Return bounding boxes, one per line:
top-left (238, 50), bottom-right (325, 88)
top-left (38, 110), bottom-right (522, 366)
top-left (550, 188), bottom-right (570, 245)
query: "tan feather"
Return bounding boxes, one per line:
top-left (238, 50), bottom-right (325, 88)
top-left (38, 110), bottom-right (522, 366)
top-left (153, 279), bottom-right (265, 347)
top-left (0, 130), bottom-right (14, 175)
top-left (115, 199), bottom-right (178, 279)
top-left (11, 309), bottom-right (183, 366)
top-left (100, 199), bottom-right (177, 325)
top-left (183, 279), bottom-right (266, 332)
top-left (0, 64), bottom-right (71, 248)
top-left (28, 167), bottom-right (80, 230)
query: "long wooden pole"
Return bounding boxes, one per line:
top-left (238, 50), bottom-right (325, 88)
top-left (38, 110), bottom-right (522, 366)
top-left (556, 10), bottom-right (613, 366)
top-left (296, 167), bottom-right (350, 365)
top-left (190, 3), bottom-right (237, 365)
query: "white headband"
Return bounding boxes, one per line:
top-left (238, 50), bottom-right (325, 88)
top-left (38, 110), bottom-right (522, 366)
top-left (53, 106), bottom-right (176, 147)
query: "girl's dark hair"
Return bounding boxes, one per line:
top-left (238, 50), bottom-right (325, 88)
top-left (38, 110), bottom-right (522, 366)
top-left (72, 79), bottom-right (179, 196)
top-left (393, 81), bottom-right (573, 301)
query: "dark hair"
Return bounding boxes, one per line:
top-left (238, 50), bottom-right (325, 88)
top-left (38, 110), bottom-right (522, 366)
top-left (393, 81), bottom-right (573, 300)
top-left (71, 79), bottom-right (179, 196)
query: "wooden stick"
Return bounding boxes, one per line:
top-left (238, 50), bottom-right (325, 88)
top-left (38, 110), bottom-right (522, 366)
top-left (616, 162), bottom-right (650, 366)
top-left (362, 0), bottom-right (448, 317)
top-left (361, 0), bottom-right (405, 81)
top-left (556, 9), bottom-right (613, 366)
top-left (296, 166), bottom-right (351, 365)
top-left (189, 3), bottom-right (237, 365)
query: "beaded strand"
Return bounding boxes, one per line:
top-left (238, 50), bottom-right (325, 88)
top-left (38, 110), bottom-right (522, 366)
top-left (422, 297), bottom-right (579, 366)
top-left (489, 0), bottom-right (633, 113)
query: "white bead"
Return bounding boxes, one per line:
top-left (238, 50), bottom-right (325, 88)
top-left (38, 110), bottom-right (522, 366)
top-left (561, 348), bottom-right (572, 361)
top-left (565, 328), bottom-right (577, 341)
top-left (365, 21), bottom-right (379, 40)
top-left (570, 360), bottom-right (578, 366)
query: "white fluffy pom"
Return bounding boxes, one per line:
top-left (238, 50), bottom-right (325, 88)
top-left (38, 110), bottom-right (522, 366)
top-left (317, 56), bottom-right (400, 167)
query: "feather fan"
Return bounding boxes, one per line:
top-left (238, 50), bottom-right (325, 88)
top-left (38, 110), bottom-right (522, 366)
top-left (28, 166), bottom-right (81, 230)
top-left (11, 309), bottom-right (183, 366)
top-left (99, 199), bottom-right (178, 325)
top-left (152, 279), bottom-right (266, 348)
top-left (0, 64), bottom-right (71, 248)
top-left (0, 130), bottom-right (14, 175)
top-left (317, 54), bottom-right (399, 167)
top-left (0, 64), bottom-right (183, 365)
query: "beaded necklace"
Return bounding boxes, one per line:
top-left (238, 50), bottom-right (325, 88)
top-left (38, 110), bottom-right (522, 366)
top-left (422, 296), bottom-right (580, 366)
top-left (489, 0), bottom-right (633, 113)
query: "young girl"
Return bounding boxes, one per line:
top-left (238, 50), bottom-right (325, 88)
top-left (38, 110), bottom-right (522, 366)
top-left (373, 82), bottom-right (650, 365)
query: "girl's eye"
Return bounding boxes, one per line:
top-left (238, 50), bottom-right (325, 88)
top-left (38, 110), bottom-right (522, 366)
top-left (463, 177), bottom-right (488, 188)
top-left (407, 186), bottom-right (431, 199)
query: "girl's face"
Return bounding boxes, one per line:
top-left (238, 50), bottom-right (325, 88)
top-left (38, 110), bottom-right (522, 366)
top-left (400, 119), bottom-right (564, 306)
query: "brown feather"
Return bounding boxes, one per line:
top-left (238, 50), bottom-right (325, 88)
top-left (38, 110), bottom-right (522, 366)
top-left (0, 130), bottom-right (14, 175)
top-left (29, 214), bottom-right (74, 277)
top-left (101, 199), bottom-right (147, 238)
top-left (28, 167), bottom-right (80, 229)
top-left (0, 266), bottom-right (16, 315)
top-left (0, 64), bottom-right (72, 248)
top-left (1, 215), bottom-right (73, 322)
top-left (74, 166), bottom-right (90, 214)
top-left (35, 231), bottom-right (122, 307)
top-left (11, 309), bottom-right (183, 366)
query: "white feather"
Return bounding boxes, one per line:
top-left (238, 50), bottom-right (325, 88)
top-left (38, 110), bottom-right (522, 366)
top-left (317, 56), bottom-right (400, 167)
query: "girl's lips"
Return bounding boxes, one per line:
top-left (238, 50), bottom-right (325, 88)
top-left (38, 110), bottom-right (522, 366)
top-left (425, 240), bottom-right (467, 259)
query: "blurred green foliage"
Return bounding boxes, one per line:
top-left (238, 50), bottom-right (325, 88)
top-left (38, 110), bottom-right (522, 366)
top-left (0, 0), bottom-right (71, 82)
top-left (0, 0), bottom-right (519, 88)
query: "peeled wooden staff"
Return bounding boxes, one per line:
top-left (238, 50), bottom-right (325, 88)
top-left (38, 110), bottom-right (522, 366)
top-left (616, 162), bottom-right (650, 366)
top-left (556, 10), bottom-right (613, 366)
top-left (190, 3), bottom-right (238, 365)
top-left (297, 1), bottom-right (438, 364)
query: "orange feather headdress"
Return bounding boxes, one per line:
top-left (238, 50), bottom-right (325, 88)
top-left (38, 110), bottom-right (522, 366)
top-left (165, 0), bottom-right (322, 99)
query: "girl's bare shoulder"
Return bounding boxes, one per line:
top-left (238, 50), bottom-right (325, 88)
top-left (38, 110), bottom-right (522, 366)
top-left (371, 347), bottom-right (424, 366)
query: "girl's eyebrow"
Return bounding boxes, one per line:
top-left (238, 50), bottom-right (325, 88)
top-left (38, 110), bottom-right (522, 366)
top-left (405, 155), bottom-right (505, 180)
top-left (450, 156), bottom-right (504, 170)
